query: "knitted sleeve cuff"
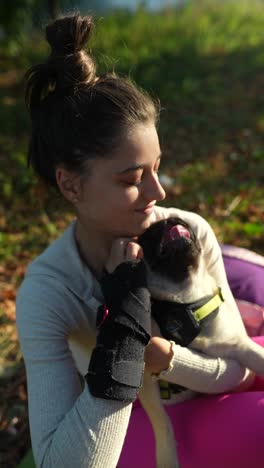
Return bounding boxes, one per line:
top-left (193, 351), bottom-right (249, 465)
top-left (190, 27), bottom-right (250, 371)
top-left (155, 341), bottom-right (248, 394)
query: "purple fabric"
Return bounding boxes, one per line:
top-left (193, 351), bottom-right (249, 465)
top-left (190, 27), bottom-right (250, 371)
top-left (223, 254), bottom-right (264, 307)
top-left (119, 337), bottom-right (264, 468)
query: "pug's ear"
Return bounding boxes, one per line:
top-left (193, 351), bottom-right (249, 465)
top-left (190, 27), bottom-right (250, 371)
top-left (55, 166), bottom-right (81, 204)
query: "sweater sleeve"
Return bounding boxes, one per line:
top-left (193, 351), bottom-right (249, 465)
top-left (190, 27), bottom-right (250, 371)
top-left (16, 275), bottom-right (132, 468)
top-left (152, 207), bottom-right (249, 393)
top-left (158, 342), bottom-right (250, 393)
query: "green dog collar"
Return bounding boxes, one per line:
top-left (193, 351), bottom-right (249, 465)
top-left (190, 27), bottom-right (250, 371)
top-left (192, 288), bottom-right (224, 322)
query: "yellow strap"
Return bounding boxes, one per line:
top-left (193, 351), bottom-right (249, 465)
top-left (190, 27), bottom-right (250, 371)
top-left (193, 288), bottom-right (224, 322)
top-left (159, 380), bottom-right (170, 399)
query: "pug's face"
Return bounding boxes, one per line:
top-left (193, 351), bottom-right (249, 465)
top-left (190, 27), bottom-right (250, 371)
top-left (138, 217), bottom-right (215, 303)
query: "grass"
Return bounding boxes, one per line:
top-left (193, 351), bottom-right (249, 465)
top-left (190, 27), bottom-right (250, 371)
top-left (1, 1), bottom-right (264, 260)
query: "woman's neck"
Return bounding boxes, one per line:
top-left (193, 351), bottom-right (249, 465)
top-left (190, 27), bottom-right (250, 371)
top-left (74, 220), bottom-right (112, 279)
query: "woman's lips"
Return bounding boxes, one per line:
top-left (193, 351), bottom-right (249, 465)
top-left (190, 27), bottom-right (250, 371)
top-left (135, 204), bottom-right (155, 215)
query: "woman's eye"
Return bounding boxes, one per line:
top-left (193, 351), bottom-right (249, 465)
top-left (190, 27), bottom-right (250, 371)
top-left (125, 180), bottom-right (142, 187)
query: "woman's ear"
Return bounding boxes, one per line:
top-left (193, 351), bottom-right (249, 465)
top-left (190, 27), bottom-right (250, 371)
top-left (55, 166), bottom-right (81, 204)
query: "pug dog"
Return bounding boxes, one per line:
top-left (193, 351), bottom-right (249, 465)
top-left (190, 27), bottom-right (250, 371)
top-left (137, 217), bottom-right (264, 468)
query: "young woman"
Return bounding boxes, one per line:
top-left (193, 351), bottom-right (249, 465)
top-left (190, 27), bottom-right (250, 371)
top-left (16, 13), bottom-right (264, 468)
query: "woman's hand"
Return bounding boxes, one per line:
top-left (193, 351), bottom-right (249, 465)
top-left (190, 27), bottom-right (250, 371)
top-left (144, 336), bottom-right (174, 375)
top-left (105, 238), bottom-right (143, 273)
top-left (87, 237), bottom-right (151, 402)
top-left (144, 319), bottom-right (174, 375)
top-left (104, 239), bottom-right (174, 378)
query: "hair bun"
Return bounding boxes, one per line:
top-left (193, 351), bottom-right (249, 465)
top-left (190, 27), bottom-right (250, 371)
top-left (46, 14), bottom-right (94, 55)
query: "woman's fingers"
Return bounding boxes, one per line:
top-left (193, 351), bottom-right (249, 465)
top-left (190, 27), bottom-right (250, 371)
top-left (105, 239), bottom-right (127, 273)
top-left (126, 242), bottom-right (143, 262)
top-left (144, 337), bottom-right (174, 375)
top-left (105, 239), bottom-right (143, 273)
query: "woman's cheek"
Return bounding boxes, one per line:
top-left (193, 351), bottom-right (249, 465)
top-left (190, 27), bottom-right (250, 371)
top-left (121, 187), bottom-right (140, 205)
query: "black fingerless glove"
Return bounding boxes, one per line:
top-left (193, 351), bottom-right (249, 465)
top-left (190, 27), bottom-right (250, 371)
top-left (86, 260), bottom-right (151, 402)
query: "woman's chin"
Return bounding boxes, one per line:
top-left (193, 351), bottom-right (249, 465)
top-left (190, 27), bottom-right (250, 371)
top-left (136, 210), bottom-right (155, 229)
top-left (115, 213), bottom-right (155, 238)
top-left (134, 218), bottom-right (153, 236)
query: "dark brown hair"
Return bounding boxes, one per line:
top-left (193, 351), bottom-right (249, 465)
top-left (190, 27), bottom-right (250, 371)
top-left (25, 13), bottom-right (159, 187)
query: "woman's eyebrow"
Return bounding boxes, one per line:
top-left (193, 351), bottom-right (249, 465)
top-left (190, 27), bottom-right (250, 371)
top-left (117, 154), bottom-right (162, 175)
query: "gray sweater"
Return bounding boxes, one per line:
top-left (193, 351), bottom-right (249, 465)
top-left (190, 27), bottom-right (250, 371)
top-left (16, 206), bottom-right (246, 468)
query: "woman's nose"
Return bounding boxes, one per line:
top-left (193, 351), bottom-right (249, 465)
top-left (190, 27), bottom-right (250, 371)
top-left (144, 173), bottom-right (166, 202)
top-left (156, 178), bottom-right (166, 201)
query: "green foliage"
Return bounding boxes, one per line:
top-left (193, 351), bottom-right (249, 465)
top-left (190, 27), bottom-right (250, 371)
top-left (0, 0), bottom-right (264, 255)
top-left (0, 0), bottom-right (34, 33)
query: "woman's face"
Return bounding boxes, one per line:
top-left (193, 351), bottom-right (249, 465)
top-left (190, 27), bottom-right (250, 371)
top-left (75, 123), bottom-right (166, 238)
